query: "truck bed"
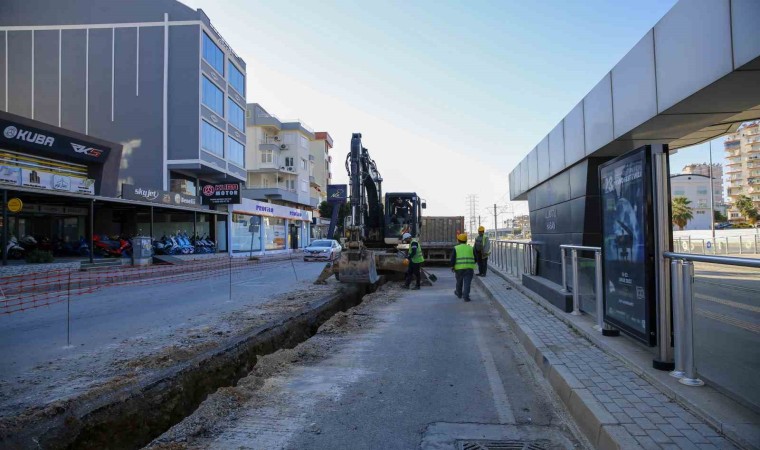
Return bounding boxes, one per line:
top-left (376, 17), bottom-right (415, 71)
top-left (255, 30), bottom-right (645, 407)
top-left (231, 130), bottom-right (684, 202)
top-left (419, 216), bottom-right (465, 263)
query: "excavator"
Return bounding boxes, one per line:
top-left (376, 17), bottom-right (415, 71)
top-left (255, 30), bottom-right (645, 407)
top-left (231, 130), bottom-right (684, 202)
top-left (315, 133), bottom-right (428, 285)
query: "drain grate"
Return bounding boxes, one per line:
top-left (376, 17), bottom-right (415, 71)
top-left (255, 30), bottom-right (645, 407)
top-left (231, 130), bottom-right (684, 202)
top-left (458, 440), bottom-right (549, 450)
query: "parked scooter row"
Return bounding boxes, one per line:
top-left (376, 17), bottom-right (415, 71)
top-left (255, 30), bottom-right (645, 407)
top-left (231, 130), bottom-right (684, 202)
top-left (153, 232), bottom-right (216, 255)
top-left (93, 234), bottom-right (133, 258)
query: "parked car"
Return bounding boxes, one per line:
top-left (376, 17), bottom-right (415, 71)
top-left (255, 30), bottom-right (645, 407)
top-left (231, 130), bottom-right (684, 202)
top-left (303, 239), bottom-right (341, 262)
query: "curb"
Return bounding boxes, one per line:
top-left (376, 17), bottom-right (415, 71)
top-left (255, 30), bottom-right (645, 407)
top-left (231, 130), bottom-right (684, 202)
top-left (478, 265), bottom-right (757, 450)
top-left (475, 275), bottom-right (640, 450)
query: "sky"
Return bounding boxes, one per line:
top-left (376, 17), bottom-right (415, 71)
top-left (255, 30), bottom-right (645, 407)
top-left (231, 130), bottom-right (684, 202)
top-left (182, 0), bottom-right (678, 221)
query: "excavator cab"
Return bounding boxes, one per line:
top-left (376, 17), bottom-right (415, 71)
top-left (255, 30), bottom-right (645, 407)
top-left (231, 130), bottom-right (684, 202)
top-left (384, 192), bottom-right (423, 245)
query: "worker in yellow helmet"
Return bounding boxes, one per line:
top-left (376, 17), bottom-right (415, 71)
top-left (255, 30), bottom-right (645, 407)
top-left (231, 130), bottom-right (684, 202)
top-left (451, 233), bottom-right (476, 302)
top-left (474, 226), bottom-right (491, 277)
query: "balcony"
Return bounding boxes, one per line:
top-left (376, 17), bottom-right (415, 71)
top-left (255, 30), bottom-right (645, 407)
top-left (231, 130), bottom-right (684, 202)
top-left (243, 186), bottom-right (298, 203)
top-left (309, 175), bottom-right (322, 189)
top-left (309, 197), bottom-right (320, 208)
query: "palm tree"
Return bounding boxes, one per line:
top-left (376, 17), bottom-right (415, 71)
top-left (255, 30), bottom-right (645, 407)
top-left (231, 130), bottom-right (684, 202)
top-left (672, 196), bottom-right (693, 230)
top-left (734, 195), bottom-right (759, 226)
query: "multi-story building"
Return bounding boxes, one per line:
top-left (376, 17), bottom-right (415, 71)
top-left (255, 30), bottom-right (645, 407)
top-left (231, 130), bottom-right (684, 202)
top-left (0, 0), bottom-right (247, 195)
top-left (310, 132), bottom-right (333, 237)
top-left (670, 174), bottom-right (726, 230)
top-left (680, 163), bottom-right (724, 208)
top-left (724, 121), bottom-right (760, 221)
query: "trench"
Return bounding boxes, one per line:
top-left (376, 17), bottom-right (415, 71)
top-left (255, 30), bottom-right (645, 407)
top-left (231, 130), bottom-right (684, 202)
top-left (7, 282), bottom-right (378, 450)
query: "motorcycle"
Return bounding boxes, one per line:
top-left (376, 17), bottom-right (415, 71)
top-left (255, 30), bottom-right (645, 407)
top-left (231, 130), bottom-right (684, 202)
top-left (93, 234), bottom-right (131, 258)
top-left (5, 235), bottom-right (25, 259)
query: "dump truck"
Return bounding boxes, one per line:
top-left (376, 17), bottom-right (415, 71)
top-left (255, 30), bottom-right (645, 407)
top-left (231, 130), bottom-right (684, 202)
top-left (419, 216), bottom-right (465, 263)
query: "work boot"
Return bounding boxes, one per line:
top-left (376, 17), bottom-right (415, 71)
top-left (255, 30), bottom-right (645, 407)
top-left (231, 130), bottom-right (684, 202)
top-left (454, 290), bottom-right (462, 298)
top-left (464, 297), bottom-right (471, 302)
top-left (402, 284), bottom-right (410, 289)
top-left (411, 285), bottom-right (420, 290)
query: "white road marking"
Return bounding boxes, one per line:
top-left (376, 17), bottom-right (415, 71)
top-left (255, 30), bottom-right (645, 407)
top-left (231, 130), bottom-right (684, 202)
top-left (695, 293), bottom-right (760, 314)
top-left (472, 318), bottom-right (516, 424)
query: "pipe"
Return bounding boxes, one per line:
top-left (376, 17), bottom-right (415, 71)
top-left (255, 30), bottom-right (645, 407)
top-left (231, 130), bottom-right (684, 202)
top-left (571, 249), bottom-right (581, 316)
top-left (560, 247), bottom-right (567, 292)
top-left (2, 190), bottom-right (7, 266)
top-left (679, 261), bottom-right (704, 387)
top-left (669, 260), bottom-right (686, 379)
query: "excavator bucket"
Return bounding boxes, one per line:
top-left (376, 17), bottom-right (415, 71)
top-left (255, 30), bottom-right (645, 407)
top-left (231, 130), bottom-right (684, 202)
top-left (338, 248), bottom-right (379, 284)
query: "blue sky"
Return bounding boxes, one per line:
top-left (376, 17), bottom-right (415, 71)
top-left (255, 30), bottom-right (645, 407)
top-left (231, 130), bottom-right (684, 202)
top-left (183, 0), bottom-right (679, 218)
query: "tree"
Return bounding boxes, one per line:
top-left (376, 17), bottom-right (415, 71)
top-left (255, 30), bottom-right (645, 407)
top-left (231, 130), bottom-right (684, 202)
top-left (714, 210), bottom-right (727, 223)
top-left (318, 201), bottom-right (351, 238)
top-left (734, 195), bottom-right (759, 226)
top-left (672, 196), bottom-right (693, 230)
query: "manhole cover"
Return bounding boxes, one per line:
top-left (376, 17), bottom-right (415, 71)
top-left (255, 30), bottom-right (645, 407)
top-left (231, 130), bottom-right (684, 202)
top-left (458, 440), bottom-right (549, 450)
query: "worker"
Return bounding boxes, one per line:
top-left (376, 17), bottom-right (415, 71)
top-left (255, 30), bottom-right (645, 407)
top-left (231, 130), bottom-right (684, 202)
top-left (473, 226), bottom-right (491, 277)
top-left (402, 232), bottom-right (424, 290)
top-left (451, 233), bottom-right (476, 302)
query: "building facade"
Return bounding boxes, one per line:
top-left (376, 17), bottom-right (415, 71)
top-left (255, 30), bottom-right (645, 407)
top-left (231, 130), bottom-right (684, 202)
top-left (680, 163), bottom-right (724, 208)
top-left (0, 0), bottom-right (247, 197)
top-left (724, 121), bottom-right (760, 221)
top-left (670, 173), bottom-right (726, 230)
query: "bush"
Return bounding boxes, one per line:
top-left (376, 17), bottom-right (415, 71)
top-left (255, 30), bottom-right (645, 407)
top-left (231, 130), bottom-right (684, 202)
top-left (25, 249), bottom-right (54, 264)
top-left (733, 222), bottom-right (753, 229)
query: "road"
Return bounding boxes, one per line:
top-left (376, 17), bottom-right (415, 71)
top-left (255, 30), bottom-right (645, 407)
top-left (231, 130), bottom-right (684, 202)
top-left (0, 259), bottom-right (328, 416)
top-left (151, 269), bottom-right (587, 449)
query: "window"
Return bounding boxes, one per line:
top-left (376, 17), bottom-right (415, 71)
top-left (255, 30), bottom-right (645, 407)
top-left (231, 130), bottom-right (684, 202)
top-left (228, 137), bottom-right (245, 167)
top-left (696, 210), bottom-right (706, 215)
top-left (697, 187), bottom-right (708, 195)
top-left (285, 157), bottom-right (294, 167)
top-left (673, 189), bottom-right (685, 196)
top-left (228, 98), bottom-right (244, 130)
top-left (201, 121), bottom-right (224, 156)
top-left (202, 76), bottom-right (224, 117)
top-left (202, 32), bottom-right (224, 75)
top-left (228, 61), bottom-right (245, 95)
top-left (300, 135), bottom-right (308, 148)
top-left (287, 179), bottom-right (295, 190)
top-left (301, 179), bottom-right (308, 192)
top-left (261, 149), bottom-right (273, 164)
top-left (301, 158), bottom-right (307, 170)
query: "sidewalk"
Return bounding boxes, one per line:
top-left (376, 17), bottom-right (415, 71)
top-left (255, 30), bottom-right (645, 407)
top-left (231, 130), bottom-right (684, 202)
top-left (477, 263), bottom-right (759, 450)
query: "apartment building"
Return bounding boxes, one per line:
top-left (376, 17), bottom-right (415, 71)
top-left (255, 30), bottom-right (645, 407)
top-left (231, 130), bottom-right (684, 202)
top-left (310, 132), bottom-right (333, 238)
top-left (0, 0), bottom-right (247, 195)
top-left (670, 174), bottom-right (726, 230)
top-left (680, 163), bottom-right (724, 208)
top-left (724, 121), bottom-right (760, 221)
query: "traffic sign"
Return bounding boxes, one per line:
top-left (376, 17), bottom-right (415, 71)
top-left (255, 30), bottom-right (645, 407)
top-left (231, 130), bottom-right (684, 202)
top-left (7, 198), bottom-right (22, 213)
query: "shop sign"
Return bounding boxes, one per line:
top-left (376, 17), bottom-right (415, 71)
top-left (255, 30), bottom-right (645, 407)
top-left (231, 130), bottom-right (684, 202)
top-left (200, 183), bottom-right (241, 205)
top-left (7, 198), bottom-right (22, 213)
top-left (599, 147), bottom-right (656, 346)
top-left (1, 117), bottom-right (110, 163)
top-left (122, 184), bottom-right (201, 207)
top-left (233, 198), bottom-right (312, 222)
top-left (327, 184), bottom-right (347, 202)
top-left (39, 205), bottom-right (66, 214)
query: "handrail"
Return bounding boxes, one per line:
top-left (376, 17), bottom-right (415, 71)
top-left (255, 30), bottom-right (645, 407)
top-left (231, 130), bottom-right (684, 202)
top-left (664, 252), bottom-right (760, 268)
top-left (559, 244), bottom-right (601, 252)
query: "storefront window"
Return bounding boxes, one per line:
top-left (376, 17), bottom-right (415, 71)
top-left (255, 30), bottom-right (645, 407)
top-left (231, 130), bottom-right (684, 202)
top-left (231, 213), bottom-right (261, 253)
top-left (264, 217), bottom-right (286, 250)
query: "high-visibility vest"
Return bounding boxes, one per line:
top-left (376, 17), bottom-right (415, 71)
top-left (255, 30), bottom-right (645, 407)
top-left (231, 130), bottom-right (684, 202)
top-left (409, 238), bottom-right (425, 264)
top-left (454, 244), bottom-right (476, 270)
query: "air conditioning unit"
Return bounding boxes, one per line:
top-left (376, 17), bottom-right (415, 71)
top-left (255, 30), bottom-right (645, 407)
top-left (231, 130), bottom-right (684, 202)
top-left (280, 144), bottom-right (288, 150)
top-left (287, 167), bottom-right (294, 172)
top-left (273, 136), bottom-right (280, 141)
top-left (280, 166), bottom-right (286, 170)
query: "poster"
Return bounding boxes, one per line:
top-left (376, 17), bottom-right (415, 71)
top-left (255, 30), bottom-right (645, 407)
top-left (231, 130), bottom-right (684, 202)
top-left (201, 183), bottom-right (241, 205)
top-left (599, 148), bottom-right (655, 345)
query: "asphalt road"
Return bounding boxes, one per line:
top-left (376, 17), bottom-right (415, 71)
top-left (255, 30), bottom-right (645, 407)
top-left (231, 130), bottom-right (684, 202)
top-left (0, 259), bottom-right (324, 382)
top-left (691, 261), bottom-right (760, 411)
top-left (201, 269), bottom-right (584, 450)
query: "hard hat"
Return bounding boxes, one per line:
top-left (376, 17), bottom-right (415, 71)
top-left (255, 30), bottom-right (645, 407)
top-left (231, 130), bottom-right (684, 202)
top-left (478, 226), bottom-right (485, 232)
top-left (457, 233), bottom-right (468, 242)
top-left (402, 233), bottom-right (412, 240)
top-left (402, 259), bottom-right (409, 266)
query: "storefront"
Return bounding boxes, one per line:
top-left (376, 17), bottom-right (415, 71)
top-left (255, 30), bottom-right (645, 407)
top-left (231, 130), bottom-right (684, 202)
top-left (0, 111), bottom-right (228, 263)
top-left (230, 198), bottom-right (312, 256)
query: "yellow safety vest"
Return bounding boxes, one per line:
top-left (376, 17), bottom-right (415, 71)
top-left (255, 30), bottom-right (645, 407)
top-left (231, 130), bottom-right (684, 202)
top-left (410, 238), bottom-right (425, 264)
top-left (454, 244), bottom-right (476, 270)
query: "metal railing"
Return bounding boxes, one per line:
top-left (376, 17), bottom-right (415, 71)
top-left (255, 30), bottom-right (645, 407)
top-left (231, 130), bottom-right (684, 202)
top-left (673, 235), bottom-right (760, 255)
top-left (559, 245), bottom-right (618, 335)
top-left (492, 240), bottom-right (537, 278)
top-left (665, 252), bottom-right (760, 390)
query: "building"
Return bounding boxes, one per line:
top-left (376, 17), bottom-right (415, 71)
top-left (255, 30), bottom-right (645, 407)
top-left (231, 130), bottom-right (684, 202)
top-left (681, 163), bottom-right (724, 207)
top-left (310, 132), bottom-right (334, 238)
top-left (0, 1), bottom-right (246, 254)
top-left (670, 173), bottom-right (726, 230)
top-left (724, 121), bottom-right (760, 221)
top-left (0, 0), bottom-right (247, 196)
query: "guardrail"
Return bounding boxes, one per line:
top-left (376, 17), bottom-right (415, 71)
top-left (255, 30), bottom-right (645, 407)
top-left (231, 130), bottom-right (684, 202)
top-left (664, 252), bottom-right (760, 389)
top-left (559, 245), bottom-right (618, 336)
top-left (492, 240), bottom-right (537, 278)
top-left (674, 235), bottom-right (760, 255)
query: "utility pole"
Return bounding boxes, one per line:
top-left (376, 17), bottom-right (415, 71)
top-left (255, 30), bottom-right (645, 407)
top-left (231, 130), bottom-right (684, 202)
top-left (466, 194), bottom-right (479, 234)
top-left (493, 203), bottom-right (498, 236)
top-left (478, 215), bottom-right (481, 228)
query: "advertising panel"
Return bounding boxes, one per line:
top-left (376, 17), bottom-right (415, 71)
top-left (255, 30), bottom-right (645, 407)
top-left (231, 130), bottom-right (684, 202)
top-left (1, 117), bottom-right (110, 163)
top-left (232, 198), bottom-right (312, 222)
top-left (327, 184), bottom-right (348, 202)
top-left (200, 183), bottom-right (241, 205)
top-left (122, 184), bottom-right (201, 207)
top-left (599, 147), bottom-right (656, 346)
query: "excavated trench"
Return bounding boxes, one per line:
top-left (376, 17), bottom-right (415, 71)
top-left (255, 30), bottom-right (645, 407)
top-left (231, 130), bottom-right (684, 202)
top-left (6, 282), bottom-right (378, 450)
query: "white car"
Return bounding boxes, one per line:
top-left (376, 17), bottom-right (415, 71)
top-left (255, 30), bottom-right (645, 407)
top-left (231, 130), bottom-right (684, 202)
top-left (303, 239), bottom-right (342, 262)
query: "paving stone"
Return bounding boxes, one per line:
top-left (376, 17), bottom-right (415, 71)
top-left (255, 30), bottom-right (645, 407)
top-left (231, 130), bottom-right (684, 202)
top-left (635, 436), bottom-right (662, 450)
top-left (634, 417), bottom-right (657, 430)
top-left (691, 424), bottom-right (721, 437)
top-left (671, 437), bottom-right (700, 450)
top-left (667, 417), bottom-right (693, 431)
top-left (623, 407), bottom-right (645, 419)
top-left (650, 429), bottom-right (674, 444)
top-left (679, 429), bottom-right (710, 445)
top-left (612, 412), bottom-right (635, 424)
top-left (624, 423), bottom-right (648, 436)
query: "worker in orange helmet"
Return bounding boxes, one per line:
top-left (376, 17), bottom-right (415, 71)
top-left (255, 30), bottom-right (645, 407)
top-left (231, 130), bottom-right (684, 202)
top-left (451, 233), bottom-right (476, 302)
